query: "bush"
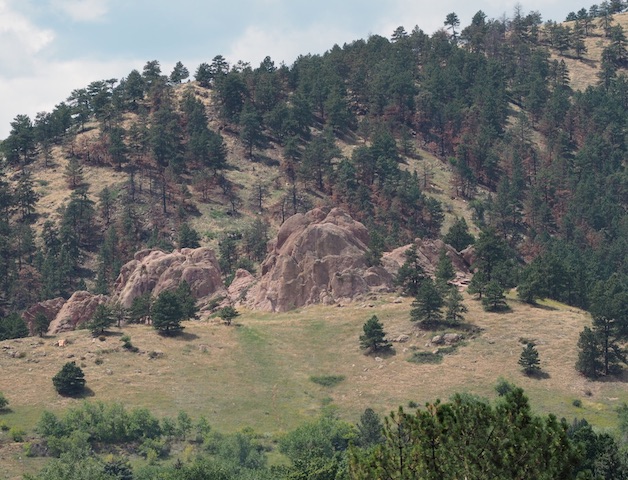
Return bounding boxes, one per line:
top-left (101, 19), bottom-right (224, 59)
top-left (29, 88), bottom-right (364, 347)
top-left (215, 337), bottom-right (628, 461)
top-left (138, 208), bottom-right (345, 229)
top-left (0, 392), bottom-right (8, 410)
top-left (572, 399), bottom-right (582, 408)
top-left (408, 351), bottom-right (443, 364)
top-left (52, 362), bottom-right (86, 396)
top-left (495, 378), bottom-right (515, 397)
top-left (309, 375), bottom-right (346, 387)
top-left (9, 427), bottom-right (25, 442)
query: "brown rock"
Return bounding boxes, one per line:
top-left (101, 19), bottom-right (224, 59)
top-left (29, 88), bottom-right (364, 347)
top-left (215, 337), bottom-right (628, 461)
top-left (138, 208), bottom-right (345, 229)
top-left (227, 269), bottom-right (256, 304)
top-left (48, 291), bottom-right (108, 334)
top-left (22, 297), bottom-right (66, 335)
top-left (247, 208), bottom-right (393, 312)
top-left (112, 247), bottom-right (225, 308)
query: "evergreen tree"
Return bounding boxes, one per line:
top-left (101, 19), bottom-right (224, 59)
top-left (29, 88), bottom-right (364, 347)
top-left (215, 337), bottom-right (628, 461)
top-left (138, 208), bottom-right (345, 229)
top-left (64, 158), bottom-right (84, 189)
top-left (395, 245), bottom-right (426, 296)
top-left (435, 249), bottom-right (456, 291)
top-left (359, 315), bottom-right (391, 353)
top-left (482, 280), bottom-right (508, 312)
top-left (576, 326), bottom-right (603, 378)
top-left (217, 306), bottom-right (239, 326)
top-left (87, 304), bottom-right (114, 336)
top-left (410, 278), bottom-right (444, 327)
top-left (34, 312), bottom-right (50, 337)
top-left (129, 292), bottom-right (152, 324)
top-left (52, 361), bottom-right (86, 396)
top-left (443, 217), bottom-right (474, 252)
top-left (151, 290), bottom-right (184, 335)
top-left (178, 223), bottom-right (201, 249)
top-left (0, 313), bottom-right (29, 340)
top-left (444, 287), bottom-right (467, 325)
top-left (175, 281), bottom-right (198, 320)
top-left (356, 408), bottom-right (384, 448)
top-left (519, 343), bottom-right (541, 375)
top-left (239, 101), bottom-right (263, 158)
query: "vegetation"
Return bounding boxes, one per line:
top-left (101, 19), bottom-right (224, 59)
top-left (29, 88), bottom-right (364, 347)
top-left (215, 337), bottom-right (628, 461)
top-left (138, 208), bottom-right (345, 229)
top-left (52, 362), bottom-right (86, 396)
top-left (519, 343), bottom-right (542, 375)
top-left (359, 315), bottom-right (391, 353)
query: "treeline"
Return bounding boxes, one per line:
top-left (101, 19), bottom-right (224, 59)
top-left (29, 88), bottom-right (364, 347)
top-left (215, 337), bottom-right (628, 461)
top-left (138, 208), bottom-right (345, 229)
top-left (20, 388), bottom-right (628, 479)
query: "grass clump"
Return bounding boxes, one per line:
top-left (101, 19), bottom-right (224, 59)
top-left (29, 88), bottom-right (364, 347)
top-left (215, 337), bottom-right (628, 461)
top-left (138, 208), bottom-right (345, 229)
top-left (408, 351), bottom-right (443, 364)
top-left (309, 375), bottom-right (345, 387)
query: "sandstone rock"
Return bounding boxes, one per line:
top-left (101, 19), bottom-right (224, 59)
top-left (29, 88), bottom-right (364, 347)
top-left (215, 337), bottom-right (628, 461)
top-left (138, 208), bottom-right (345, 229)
top-left (431, 335), bottom-right (444, 345)
top-left (247, 208), bottom-right (394, 311)
top-left (47, 291), bottom-right (108, 334)
top-left (383, 238), bottom-right (471, 283)
top-left (227, 269), bottom-right (256, 304)
top-left (112, 247), bottom-right (225, 308)
top-left (22, 297), bottom-right (66, 335)
top-left (394, 334), bottom-right (410, 343)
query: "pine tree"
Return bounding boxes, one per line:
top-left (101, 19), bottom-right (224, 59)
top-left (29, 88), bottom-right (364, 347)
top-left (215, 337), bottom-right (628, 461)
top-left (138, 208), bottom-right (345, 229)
top-left (359, 315), bottom-right (391, 353)
top-left (482, 280), bottom-right (508, 312)
top-left (519, 343), bottom-right (541, 375)
top-left (34, 312), bottom-right (50, 337)
top-left (52, 361), bottom-right (86, 396)
top-left (444, 287), bottom-right (467, 325)
top-left (435, 249), bottom-right (456, 291)
top-left (395, 245), bottom-right (426, 296)
top-left (88, 304), bottom-right (115, 336)
top-left (410, 278), bottom-right (444, 327)
top-left (443, 217), bottom-right (475, 252)
top-left (576, 327), bottom-right (603, 378)
top-left (152, 290), bottom-right (184, 335)
top-left (217, 306), bottom-right (239, 326)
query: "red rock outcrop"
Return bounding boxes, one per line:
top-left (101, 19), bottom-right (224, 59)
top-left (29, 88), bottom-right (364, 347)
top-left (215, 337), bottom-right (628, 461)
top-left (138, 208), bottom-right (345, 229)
top-left (47, 291), bottom-right (108, 334)
top-left (383, 238), bottom-right (471, 285)
top-left (112, 247), bottom-right (225, 308)
top-left (246, 208), bottom-right (393, 312)
top-left (22, 297), bottom-right (66, 335)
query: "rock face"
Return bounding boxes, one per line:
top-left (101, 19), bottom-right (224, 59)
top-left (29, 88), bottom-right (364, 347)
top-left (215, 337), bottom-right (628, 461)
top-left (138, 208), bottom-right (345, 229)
top-left (383, 238), bottom-right (471, 285)
top-left (246, 208), bottom-right (393, 312)
top-left (22, 297), bottom-right (66, 335)
top-left (47, 291), bottom-right (108, 334)
top-left (112, 247), bottom-right (225, 308)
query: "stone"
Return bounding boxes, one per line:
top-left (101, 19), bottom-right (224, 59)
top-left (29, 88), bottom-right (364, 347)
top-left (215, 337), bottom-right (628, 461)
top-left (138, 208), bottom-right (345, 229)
top-left (431, 335), bottom-right (444, 345)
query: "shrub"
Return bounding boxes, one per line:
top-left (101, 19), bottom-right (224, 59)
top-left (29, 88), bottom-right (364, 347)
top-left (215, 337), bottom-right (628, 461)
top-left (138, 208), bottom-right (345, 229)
top-left (309, 375), bottom-right (346, 387)
top-left (0, 392), bottom-right (8, 410)
top-left (495, 378), bottom-right (515, 397)
top-left (572, 399), bottom-right (582, 408)
top-left (52, 362), bottom-right (86, 396)
top-left (408, 351), bottom-right (442, 364)
top-left (10, 427), bottom-right (25, 442)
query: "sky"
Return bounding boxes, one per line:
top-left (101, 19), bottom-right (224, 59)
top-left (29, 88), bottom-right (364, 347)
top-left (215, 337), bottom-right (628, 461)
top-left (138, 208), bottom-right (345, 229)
top-left (0, 0), bottom-right (580, 139)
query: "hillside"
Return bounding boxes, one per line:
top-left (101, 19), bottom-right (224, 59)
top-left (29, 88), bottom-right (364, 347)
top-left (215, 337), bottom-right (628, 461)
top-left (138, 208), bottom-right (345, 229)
top-left (0, 3), bottom-right (627, 478)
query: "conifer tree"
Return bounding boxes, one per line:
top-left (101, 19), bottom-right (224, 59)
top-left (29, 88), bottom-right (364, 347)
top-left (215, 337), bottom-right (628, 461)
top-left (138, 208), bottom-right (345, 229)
top-left (444, 287), bottom-right (467, 325)
top-left (359, 315), bottom-right (391, 353)
top-left (519, 343), bottom-right (541, 375)
top-left (410, 278), bottom-right (444, 327)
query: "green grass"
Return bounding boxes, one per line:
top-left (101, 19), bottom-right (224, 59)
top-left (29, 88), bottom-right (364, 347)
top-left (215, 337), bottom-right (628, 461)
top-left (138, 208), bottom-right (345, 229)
top-left (408, 351), bottom-right (443, 364)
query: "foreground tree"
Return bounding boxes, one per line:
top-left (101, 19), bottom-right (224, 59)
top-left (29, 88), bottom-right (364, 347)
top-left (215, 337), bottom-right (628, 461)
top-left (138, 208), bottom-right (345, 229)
top-left (52, 362), bottom-right (86, 396)
top-left (359, 315), bottom-right (392, 353)
top-left (349, 388), bottom-right (579, 479)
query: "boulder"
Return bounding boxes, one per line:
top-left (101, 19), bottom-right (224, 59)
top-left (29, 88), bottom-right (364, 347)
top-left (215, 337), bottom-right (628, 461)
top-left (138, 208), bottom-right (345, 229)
top-left (227, 269), bottom-right (256, 305)
top-left (443, 333), bottom-right (462, 345)
top-left (47, 291), bottom-right (108, 334)
top-left (112, 247), bottom-right (225, 308)
top-left (246, 208), bottom-right (394, 312)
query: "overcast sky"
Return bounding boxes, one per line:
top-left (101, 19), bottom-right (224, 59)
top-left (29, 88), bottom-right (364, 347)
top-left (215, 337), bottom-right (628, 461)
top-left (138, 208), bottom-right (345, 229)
top-left (1, 0), bottom-right (579, 138)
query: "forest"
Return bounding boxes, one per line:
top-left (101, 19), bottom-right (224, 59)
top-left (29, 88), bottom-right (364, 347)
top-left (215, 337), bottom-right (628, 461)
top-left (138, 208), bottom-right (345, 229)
top-left (0, 0), bottom-right (627, 477)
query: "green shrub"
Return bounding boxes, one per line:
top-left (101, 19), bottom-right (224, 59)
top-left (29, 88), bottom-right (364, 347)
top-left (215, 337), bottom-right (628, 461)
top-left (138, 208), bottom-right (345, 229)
top-left (495, 378), bottom-right (515, 397)
top-left (10, 427), bottom-right (25, 442)
top-left (572, 399), bottom-right (582, 408)
top-left (52, 362), bottom-right (86, 396)
top-left (0, 391), bottom-right (8, 410)
top-left (309, 375), bottom-right (346, 387)
top-left (408, 351), bottom-right (443, 364)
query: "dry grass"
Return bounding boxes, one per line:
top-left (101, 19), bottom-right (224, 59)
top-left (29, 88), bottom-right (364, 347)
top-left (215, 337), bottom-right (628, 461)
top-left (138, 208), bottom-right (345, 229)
top-left (554, 12), bottom-right (628, 91)
top-left (0, 293), bottom-right (625, 440)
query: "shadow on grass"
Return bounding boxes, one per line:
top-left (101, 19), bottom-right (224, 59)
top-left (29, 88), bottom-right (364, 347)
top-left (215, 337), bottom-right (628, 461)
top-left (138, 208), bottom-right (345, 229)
top-left (364, 347), bottom-right (396, 359)
top-left (62, 386), bottom-right (95, 399)
top-left (170, 331), bottom-right (200, 341)
top-left (526, 370), bottom-right (551, 380)
top-left (527, 302), bottom-right (558, 311)
top-left (595, 370), bottom-right (628, 384)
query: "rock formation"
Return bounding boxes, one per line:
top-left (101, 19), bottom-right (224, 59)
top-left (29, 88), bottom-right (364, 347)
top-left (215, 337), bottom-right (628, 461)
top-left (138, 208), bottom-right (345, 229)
top-left (47, 291), bottom-right (108, 334)
top-left (383, 238), bottom-right (471, 286)
top-left (112, 247), bottom-right (225, 308)
top-left (22, 297), bottom-right (66, 335)
top-left (246, 208), bottom-right (393, 311)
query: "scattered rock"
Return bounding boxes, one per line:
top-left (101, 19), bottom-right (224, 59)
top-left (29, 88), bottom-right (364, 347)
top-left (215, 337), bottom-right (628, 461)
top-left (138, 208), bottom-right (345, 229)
top-left (57, 339), bottom-right (66, 347)
top-left (443, 333), bottom-right (462, 345)
top-left (393, 297), bottom-right (404, 304)
top-left (105, 369), bottom-right (113, 375)
top-left (374, 357), bottom-right (383, 362)
top-left (394, 334), bottom-right (410, 343)
top-left (431, 335), bottom-right (444, 345)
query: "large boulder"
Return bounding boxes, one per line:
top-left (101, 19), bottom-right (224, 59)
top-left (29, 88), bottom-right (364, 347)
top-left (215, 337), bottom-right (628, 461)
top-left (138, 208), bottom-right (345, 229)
top-left (112, 247), bottom-right (225, 308)
top-left (247, 208), bottom-right (392, 311)
top-left (47, 291), bottom-right (108, 334)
